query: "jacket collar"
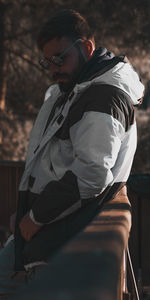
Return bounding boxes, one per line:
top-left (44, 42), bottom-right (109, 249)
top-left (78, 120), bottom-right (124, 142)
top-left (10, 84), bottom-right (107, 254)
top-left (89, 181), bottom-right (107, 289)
top-left (77, 46), bottom-right (115, 83)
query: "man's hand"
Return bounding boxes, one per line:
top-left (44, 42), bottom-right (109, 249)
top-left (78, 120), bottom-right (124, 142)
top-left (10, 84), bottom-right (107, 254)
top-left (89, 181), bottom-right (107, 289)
top-left (19, 213), bottom-right (41, 242)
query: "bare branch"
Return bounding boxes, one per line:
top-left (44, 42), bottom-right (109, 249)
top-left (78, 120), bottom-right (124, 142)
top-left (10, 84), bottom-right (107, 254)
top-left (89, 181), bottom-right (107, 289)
top-left (4, 47), bottom-right (47, 74)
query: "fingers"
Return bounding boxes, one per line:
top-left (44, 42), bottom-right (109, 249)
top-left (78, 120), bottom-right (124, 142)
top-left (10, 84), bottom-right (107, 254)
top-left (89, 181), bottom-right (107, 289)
top-left (19, 214), bottom-right (41, 242)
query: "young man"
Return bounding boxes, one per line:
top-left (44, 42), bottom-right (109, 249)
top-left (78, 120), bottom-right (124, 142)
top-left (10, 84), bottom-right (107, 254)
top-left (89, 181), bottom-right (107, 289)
top-left (0, 9), bottom-right (144, 298)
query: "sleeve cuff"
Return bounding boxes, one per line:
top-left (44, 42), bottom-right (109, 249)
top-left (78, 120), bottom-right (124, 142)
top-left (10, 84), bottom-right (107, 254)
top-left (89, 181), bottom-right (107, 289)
top-left (29, 210), bottom-right (43, 226)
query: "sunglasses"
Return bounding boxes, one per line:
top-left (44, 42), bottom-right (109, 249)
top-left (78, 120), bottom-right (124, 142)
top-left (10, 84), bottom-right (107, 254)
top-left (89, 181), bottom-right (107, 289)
top-left (39, 39), bottom-right (81, 70)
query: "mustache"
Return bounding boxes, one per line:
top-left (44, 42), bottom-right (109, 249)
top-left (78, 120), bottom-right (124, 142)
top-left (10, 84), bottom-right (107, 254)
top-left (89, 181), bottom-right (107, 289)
top-left (52, 73), bottom-right (70, 81)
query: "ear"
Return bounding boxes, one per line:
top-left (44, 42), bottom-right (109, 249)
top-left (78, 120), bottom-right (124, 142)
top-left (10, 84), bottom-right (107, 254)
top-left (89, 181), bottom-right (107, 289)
top-left (82, 40), bottom-right (95, 60)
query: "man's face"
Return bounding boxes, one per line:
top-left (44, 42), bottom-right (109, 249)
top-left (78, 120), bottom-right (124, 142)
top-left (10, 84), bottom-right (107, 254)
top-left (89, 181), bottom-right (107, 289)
top-left (43, 37), bottom-right (85, 92)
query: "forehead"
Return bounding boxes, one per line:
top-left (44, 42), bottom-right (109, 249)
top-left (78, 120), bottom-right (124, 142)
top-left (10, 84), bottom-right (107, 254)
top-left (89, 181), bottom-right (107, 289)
top-left (43, 37), bottom-right (73, 57)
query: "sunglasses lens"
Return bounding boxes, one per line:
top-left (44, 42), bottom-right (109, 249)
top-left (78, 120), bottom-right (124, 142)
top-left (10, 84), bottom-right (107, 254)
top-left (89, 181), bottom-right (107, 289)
top-left (51, 56), bottom-right (63, 66)
top-left (39, 58), bottom-right (50, 70)
top-left (39, 56), bottom-right (63, 69)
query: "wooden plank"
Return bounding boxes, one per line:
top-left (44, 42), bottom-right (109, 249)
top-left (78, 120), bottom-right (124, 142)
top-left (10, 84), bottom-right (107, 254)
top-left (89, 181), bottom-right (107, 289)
top-left (128, 188), bottom-right (139, 280)
top-left (0, 165), bottom-right (10, 226)
top-left (128, 182), bottom-right (150, 287)
top-left (0, 162), bottom-right (24, 226)
top-left (141, 195), bottom-right (150, 285)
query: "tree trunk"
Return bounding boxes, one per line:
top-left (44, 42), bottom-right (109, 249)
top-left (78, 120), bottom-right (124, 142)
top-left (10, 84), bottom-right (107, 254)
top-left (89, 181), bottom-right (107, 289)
top-left (0, 2), bottom-right (7, 111)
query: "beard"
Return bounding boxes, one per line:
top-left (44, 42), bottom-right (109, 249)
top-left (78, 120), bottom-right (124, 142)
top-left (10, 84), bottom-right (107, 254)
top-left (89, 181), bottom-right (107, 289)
top-left (52, 73), bottom-right (72, 92)
top-left (52, 56), bottom-right (85, 93)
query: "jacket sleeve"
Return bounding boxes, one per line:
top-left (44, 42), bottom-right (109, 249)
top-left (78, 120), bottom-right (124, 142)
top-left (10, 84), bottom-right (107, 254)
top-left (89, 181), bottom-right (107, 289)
top-left (68, 83), bottom-right (133, 199)
top-left (69, 110), bottom-right (124, 199)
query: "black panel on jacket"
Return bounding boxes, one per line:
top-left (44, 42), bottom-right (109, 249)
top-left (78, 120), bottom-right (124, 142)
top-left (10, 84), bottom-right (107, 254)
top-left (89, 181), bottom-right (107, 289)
top-left (56, 84), bottom-right (135, 140)
top-left (31, 171), bottom-right (80, 224)
top-left (68, 84), bottom-right (135, 131)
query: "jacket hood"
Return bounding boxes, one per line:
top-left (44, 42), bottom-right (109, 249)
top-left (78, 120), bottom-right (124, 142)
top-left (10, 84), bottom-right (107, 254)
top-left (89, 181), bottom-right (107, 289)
top-left (77, 47), bottom-right (115, 83)
top-left (94, 60), bottom-right (144, 106)
top-left (78, 47), bottom-right (144, 106)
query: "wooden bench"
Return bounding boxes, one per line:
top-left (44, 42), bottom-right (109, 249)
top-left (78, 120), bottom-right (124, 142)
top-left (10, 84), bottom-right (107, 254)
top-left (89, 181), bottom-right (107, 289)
top-left (12, 187), bottom-right (131, 300)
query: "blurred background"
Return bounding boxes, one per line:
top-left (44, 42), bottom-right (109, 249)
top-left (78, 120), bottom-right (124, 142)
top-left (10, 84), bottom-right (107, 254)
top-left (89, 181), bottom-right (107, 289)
top-left (0, 0), bottom-right (150, 171)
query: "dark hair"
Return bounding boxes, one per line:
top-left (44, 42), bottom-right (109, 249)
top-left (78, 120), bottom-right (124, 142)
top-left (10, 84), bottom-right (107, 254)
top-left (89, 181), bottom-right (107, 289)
top-left (37, 9), bottom-right (95, 50)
